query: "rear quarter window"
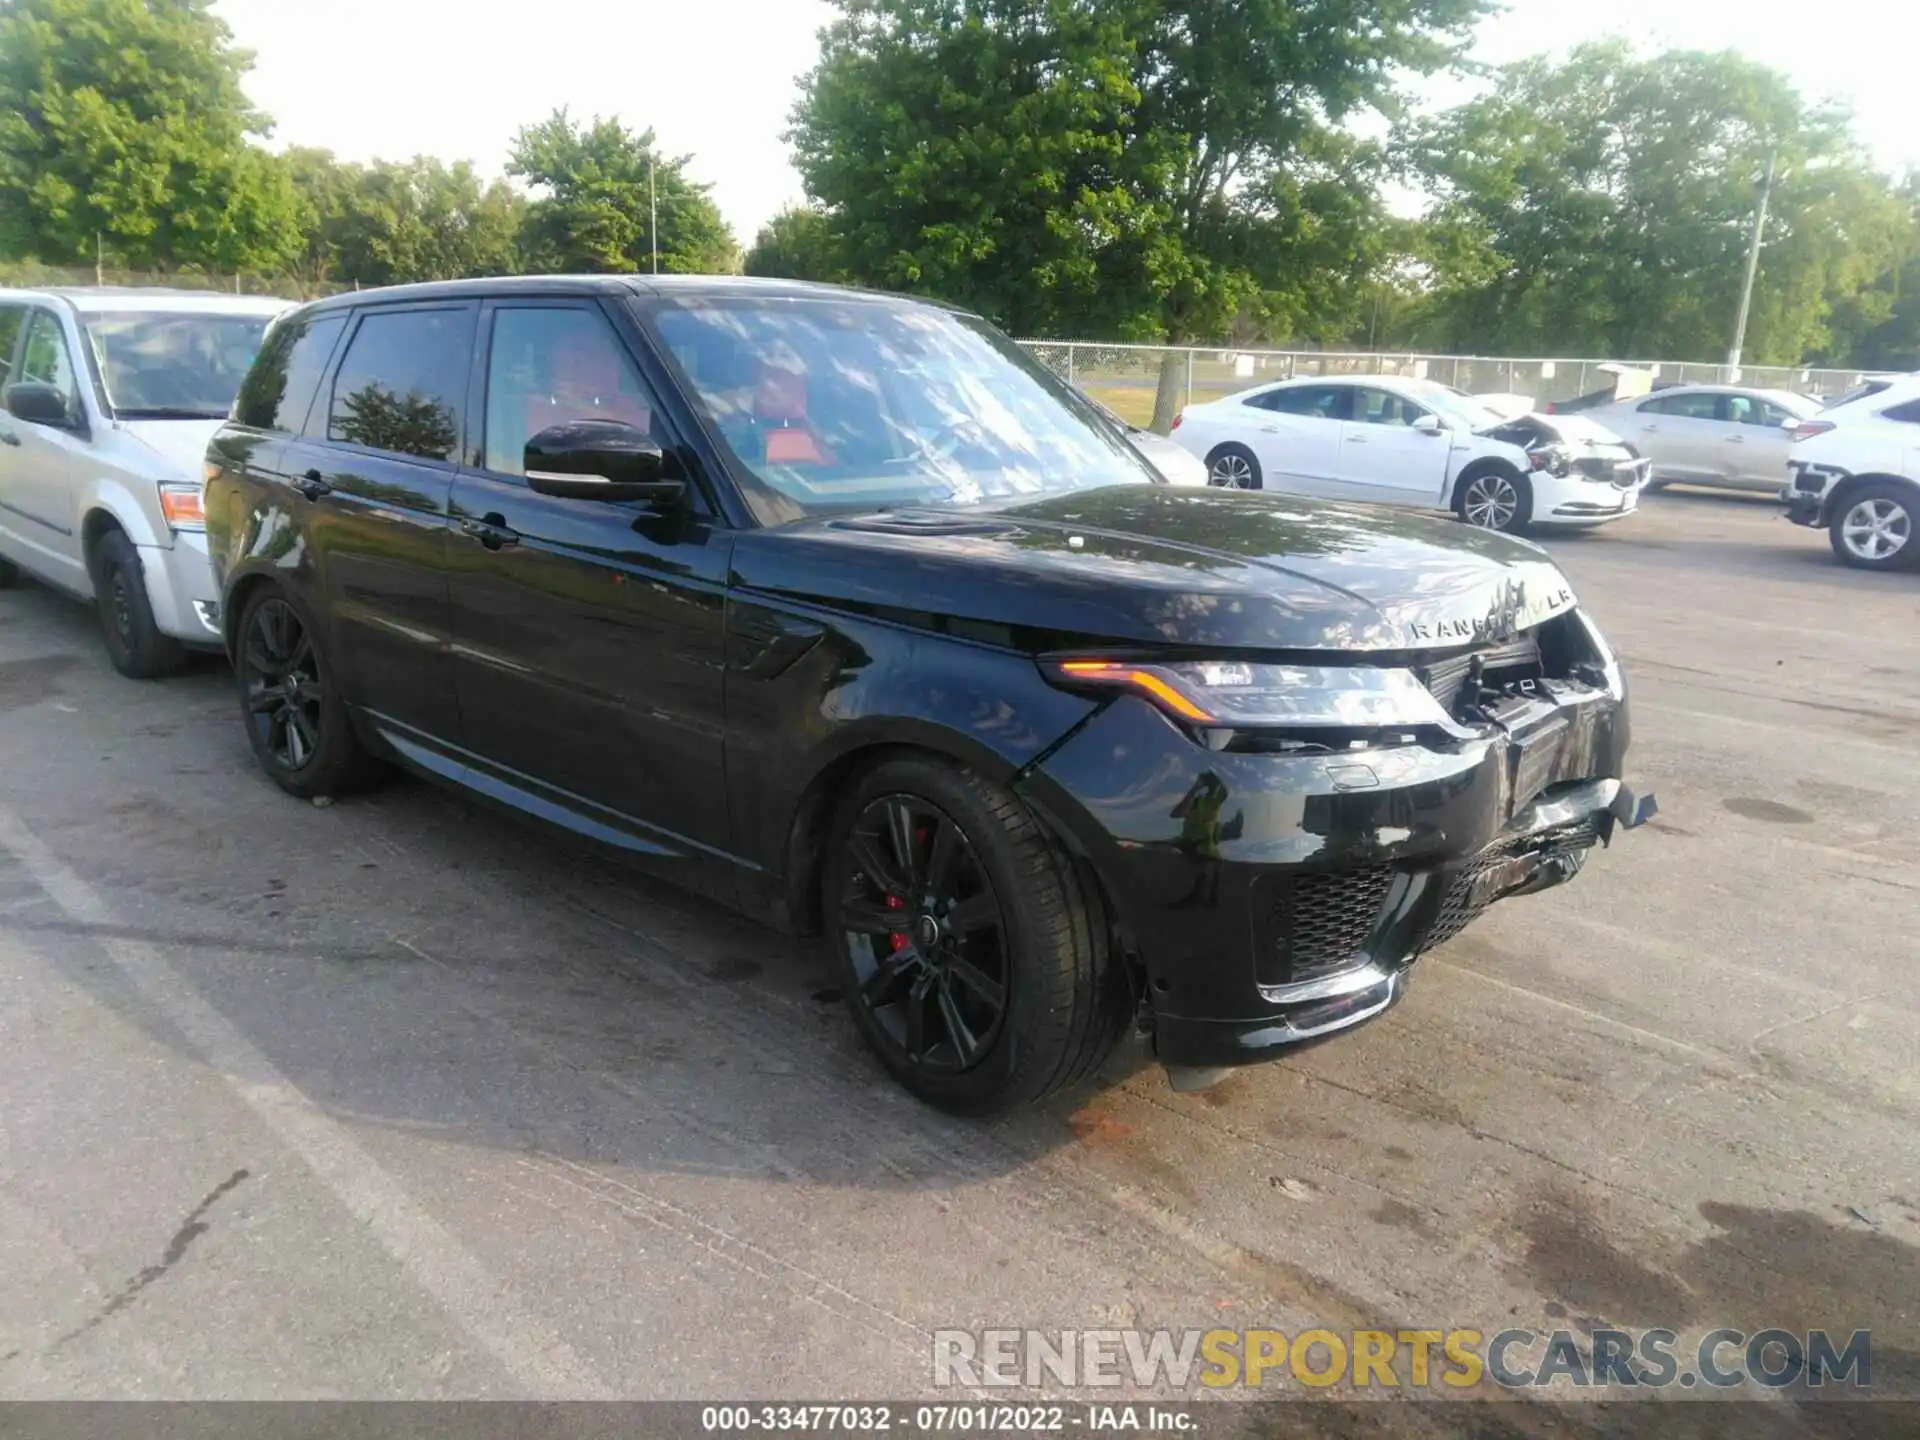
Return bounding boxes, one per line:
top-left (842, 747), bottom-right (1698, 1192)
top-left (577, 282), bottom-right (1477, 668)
top-left (234, 312), bottom-right (345, 432)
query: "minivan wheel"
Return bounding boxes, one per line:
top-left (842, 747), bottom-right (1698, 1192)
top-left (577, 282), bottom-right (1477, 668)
top-left (88, 528), bottom-right (185, 678)
top-left (1206, 443), bottom-right (1262, 490)
top-left (824, 758), bottom-right (1131, 1116)
top-left (1829, 483), bottom-right (1918, 571)
top-left (235, 588), bottom-right (380, 799)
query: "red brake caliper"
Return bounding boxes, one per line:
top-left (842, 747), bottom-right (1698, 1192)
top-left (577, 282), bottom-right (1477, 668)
top-left (886, 894), bottom-right (908, 953)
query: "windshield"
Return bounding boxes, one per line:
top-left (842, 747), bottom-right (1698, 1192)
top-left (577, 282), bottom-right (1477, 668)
top-left (1408, 380), bottom-right (1507, 431)
top-left (82, 312), bottom-right (275, 418)
top-left (643, 297), bottom-right (1155, 523)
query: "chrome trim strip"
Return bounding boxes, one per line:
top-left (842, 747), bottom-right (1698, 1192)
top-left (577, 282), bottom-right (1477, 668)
top-left (1257, 960), bottom-right (1396, 1006)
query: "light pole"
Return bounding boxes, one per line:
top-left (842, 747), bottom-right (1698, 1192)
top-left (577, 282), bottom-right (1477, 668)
top-left (1727, 146), bottom-right (1778, 371)
top-left (649, 157), bottom-right (658, 274)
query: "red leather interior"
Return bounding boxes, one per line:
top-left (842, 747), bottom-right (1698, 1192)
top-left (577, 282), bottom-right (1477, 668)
top-left (754, 365), bottom-right (832, 465)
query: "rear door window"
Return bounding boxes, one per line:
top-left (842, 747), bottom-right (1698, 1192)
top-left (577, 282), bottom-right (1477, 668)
top-left (1639, 392), bottom-right (1721, 420)
top-left (234, 312), bottom-right (346, 433)
top-left (1252, 385), bottom-right (1352, 420)
top-left (326, 306), bottom-right (472, 462)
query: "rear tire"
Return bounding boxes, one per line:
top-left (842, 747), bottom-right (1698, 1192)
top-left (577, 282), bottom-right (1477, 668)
top-left (1206, 443), bottom-right (1262, 490)
top-left (1829, 482), bottom-right (1919, 571)
top-left (88, 528), bottom-right (186, 679)
top-left (234, 586), bottom-right (381, 799)
top-left (824, 756), bottom-right (1132, 1115)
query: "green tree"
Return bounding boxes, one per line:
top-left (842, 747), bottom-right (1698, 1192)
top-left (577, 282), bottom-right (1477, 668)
top-left (508, 109), bottom-right (735, 275)
top-left (1404, 42), bottom-right (1912, 365)
top-left (284, 149), bottom-right (525, 286)
top-left (791, 0), bottom-right (1483, 427)
top-left (743, 205), bottom-right (847, 282)
top-left (0, 0), bottom-right (301, 270)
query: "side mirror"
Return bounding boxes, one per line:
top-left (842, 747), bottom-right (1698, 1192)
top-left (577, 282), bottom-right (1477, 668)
top-left (1412, 414), bottom-right (1446, 435)
top-left (524, 420), bottom-right (685, 505)
top-left (5, 382), bottom-right (76, 429)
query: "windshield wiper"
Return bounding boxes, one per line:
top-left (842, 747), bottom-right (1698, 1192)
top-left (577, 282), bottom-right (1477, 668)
top-left (115, 407), bottom-right (228, 420)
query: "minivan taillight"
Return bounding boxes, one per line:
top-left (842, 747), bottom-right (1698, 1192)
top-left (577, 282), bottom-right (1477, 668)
top-left (1788, 420), bottom-right (1836, 443)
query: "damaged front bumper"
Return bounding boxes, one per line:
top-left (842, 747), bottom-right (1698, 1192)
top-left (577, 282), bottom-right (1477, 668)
top-left (1014, 679), bottom-right (1657, 1085)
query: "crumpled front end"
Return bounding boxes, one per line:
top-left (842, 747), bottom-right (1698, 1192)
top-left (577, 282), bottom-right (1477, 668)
top-left (1013, 608), bottom-right (1656, 1083)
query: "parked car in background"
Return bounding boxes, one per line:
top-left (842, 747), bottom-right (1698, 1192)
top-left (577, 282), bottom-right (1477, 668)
top-left (0, 287), bottom-right (288, 675)
top-left (1784, 374), bottom-right (1920, 570)
top-left (1581, 385), bottom-right (1822, 494)
top-left (1172, 374), bottom-right (1648, 533)
top-left (1083, 393), bottom-right (1208, 485)
top-left (202, 275), bottom-right (1652, 1114)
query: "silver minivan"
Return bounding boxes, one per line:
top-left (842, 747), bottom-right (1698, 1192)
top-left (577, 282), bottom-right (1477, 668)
top-left (0, 288), bottom-right (288, 675)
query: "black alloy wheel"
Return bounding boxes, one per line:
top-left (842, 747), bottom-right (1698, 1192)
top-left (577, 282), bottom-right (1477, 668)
top-left (838, 794), bottom-right (1009, 1075)
top-left (824, 757), bottom-right (1134, 1115)
top-left (234, 588), bottom-right (379, 799)
top-left (242, 597), bottom-right (325, 773)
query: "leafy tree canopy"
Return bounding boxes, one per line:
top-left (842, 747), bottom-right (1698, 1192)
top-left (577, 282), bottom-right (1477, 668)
top-left (1401, 42), bottom-right (1915, 365)
top-left (508, 109), bottom-right (736, 275)
top-left (0, 0), bottom-right (302, 270)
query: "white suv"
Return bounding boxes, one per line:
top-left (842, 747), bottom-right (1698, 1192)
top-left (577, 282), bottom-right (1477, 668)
top-left (0, 288), bottom-right (289, 674)
top-left (1784, 375), bottom-right (1920, 571)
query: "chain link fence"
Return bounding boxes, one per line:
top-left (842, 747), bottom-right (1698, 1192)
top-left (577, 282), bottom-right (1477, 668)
top-left (1019, 340), bottom-right (1880, 430)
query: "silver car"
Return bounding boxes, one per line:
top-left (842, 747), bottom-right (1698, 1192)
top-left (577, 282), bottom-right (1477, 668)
top-left (1582, 384), bottom-right (1822, 494)
top-left (0, 287), bottom-right (288, 676)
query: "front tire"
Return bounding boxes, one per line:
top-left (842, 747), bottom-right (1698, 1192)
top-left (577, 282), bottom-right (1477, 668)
top-left (1829, 483), bottom-right (1918, 571)
top-left (88, 528), bottom-right (186, 679)
top-left (1206, 443), bottom-right (1262, 490)
top-left (234, 587), bottom-right (381, 799)
top-left (824, 757), bottom-right (1132, 1115)
top-left (1455, 465), bottom-right (1534, 533)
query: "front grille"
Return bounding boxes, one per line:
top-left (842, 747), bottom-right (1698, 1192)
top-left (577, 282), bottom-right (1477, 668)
top-left (1423, 818), bottom-right (1601, 952)
top-left (1276, 867), bottom-right (1394, 984)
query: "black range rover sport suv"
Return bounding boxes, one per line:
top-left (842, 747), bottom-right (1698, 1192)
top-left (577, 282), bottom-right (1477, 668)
top-left (204, 276), bottom-right (1654, 1115)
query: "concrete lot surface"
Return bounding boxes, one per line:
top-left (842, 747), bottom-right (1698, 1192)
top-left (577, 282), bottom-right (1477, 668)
top-left (0, 490), bottom-right (1914, 1434)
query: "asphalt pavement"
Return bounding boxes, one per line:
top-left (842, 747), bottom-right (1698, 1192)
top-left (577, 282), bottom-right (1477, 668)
top-left (0, 490), bottom-right (1915, 1429)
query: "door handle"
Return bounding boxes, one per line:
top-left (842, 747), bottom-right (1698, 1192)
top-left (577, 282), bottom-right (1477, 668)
top-left (1642, 425), bottom-right (1660, 433)
top-left (1725, 435), bottom-right (1745, 444)
top-left (460, 513), bottom-right (520, 550)
top-left (1345, 435), bottom-right (1367, 443)
top-left (0, 431), bottom-right (18, 447)
top-left (292, 469), bottom-right (332, 499)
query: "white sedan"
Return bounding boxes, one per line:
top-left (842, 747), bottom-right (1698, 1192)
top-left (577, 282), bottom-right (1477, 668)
top-left (1579, 385), bottom-right (1822, 494)
top-left (1171, 375), bottom-right (1648, 533)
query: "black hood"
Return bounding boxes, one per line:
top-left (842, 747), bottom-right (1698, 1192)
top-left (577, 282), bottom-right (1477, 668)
top-left (729, 485), bottom-right (1580, 653)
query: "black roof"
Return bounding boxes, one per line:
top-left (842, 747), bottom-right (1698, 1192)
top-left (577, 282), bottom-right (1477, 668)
top-left (299, 273), bottom-right (944, 316)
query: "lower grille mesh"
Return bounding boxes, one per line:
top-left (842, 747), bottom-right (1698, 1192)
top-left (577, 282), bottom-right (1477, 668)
top-left (1280, 868), bottom-right (1394, 983)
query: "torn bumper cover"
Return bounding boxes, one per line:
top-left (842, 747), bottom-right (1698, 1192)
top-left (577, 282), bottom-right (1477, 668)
top-left (1013, 686), bottom-right (1657, 1083)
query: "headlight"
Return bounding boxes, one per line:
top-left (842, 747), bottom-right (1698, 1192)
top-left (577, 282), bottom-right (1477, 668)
top-left (157, 480), bottom-right (206, 532)
top-left (1529, 443), bottom-right (1574, 477)
top-left (1044, 657), bottom-right (1453, 729)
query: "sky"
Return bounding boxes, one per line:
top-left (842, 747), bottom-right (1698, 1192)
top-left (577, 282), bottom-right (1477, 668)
top-left (215, 0), bottom-right (1917, 249)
